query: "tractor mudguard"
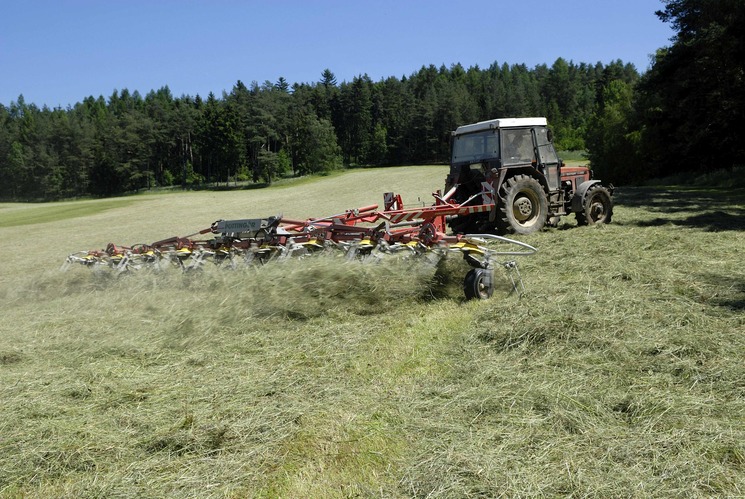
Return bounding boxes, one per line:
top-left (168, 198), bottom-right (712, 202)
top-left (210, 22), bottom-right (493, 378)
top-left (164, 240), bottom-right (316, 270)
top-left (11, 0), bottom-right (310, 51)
top-left (571, 180), bottom-right (602, 213)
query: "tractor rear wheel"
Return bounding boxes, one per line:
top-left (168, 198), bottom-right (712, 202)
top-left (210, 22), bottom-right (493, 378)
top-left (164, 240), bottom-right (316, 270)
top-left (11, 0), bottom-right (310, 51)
top-left (463, 268), bottom-right (493, 300)
top-left (576, 185), bottom-right (613, 226)
top-left (498, 175), bottom-right (548, 234)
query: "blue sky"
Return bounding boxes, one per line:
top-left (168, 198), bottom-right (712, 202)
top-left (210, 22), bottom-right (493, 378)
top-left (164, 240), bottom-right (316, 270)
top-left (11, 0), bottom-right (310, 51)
top-left (1, 0), bottom-right (675, 108)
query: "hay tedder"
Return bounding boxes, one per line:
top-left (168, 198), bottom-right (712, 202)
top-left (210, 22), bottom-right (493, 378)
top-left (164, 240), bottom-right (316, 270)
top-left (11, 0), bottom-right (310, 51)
top-left (65, 116), bottom-right (615, 300)
top-left (62, 190), bottom-right (537, 300)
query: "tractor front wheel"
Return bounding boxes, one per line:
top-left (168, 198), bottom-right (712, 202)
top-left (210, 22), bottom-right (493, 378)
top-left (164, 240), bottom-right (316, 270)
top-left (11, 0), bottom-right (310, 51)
top-left (498, 175), bottom-right (548, 234)
top-left (577, 185), bottom-right (613, 226)
top-left (463, 268), bottom-right (493, 300)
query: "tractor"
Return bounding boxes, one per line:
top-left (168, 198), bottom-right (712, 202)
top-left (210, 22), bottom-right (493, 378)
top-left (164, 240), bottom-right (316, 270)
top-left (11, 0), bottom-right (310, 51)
top-left (444, 117), bottom-right (613, 235)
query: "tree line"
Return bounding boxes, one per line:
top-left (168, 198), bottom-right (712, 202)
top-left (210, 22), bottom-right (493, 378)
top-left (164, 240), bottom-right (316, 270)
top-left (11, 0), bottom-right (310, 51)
top-left (0, 60), bottom-right (637, 200)
top-left (0, 0), bottom-right (741, 201)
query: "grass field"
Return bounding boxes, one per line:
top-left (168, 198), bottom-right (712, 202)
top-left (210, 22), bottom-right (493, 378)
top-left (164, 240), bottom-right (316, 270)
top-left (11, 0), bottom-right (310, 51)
top-left (1, 166), bottom-right (744, 497)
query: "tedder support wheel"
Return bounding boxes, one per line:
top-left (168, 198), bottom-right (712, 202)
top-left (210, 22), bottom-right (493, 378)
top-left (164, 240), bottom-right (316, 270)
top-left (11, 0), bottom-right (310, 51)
top-left (577, 185), bottom-right (613, 226)
top-left (463, 268), bottom-right (494, 300)
top-left (498, 174), bottom-right (549, 235)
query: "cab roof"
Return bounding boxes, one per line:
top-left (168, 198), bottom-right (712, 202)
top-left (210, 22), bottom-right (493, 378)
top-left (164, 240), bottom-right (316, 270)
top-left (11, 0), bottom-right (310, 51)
top-left (453, 117), bottom-right (547, 135)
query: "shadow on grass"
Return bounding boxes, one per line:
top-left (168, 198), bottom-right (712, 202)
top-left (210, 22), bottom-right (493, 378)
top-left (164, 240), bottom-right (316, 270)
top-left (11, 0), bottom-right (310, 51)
top-left (698, 271), bottom-right (745, 312)
top-left (615, 186), bottom-right (745, 231)
top-left (717, 291), bottom-right (745, 312)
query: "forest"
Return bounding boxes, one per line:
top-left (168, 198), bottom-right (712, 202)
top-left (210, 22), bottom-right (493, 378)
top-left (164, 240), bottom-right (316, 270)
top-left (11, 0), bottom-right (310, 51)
top-left (0, 0), bottom-right (742, 201)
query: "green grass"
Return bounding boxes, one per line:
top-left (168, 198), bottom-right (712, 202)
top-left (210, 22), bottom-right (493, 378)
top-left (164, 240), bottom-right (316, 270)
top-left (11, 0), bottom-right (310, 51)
top-left (0, 198), bottom-right (136, 228)
top-left (557, 150), bottom-right (588, 166)
top-left (1, 166), bottom-right (744, 497)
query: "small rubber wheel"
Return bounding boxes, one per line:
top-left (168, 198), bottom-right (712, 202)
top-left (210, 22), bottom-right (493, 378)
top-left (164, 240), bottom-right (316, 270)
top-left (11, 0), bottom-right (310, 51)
top-left (464, 268), bottom-right (494, 300)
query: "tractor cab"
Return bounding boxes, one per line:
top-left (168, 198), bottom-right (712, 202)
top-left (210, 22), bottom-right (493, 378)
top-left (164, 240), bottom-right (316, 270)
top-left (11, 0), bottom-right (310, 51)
top-left (446, 117), bottom-right (561, 197)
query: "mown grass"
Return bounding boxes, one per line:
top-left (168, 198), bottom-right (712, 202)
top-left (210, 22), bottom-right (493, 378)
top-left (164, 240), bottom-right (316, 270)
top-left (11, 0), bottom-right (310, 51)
top-left (1, 166), bottom-right (744, 497)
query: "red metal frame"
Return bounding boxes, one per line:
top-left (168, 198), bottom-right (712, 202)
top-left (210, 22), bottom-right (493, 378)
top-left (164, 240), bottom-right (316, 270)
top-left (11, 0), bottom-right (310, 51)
top-left (66, 188), bottom-right (502, 267)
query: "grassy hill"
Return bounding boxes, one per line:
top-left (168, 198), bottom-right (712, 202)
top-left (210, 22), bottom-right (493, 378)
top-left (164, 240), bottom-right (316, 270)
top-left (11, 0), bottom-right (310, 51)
top-left (1, 166), bottom-right (744, 497)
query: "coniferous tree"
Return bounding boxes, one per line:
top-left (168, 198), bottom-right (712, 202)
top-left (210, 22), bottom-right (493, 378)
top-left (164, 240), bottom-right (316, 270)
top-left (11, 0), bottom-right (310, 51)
top-left (338, 75), bottom-right (373, 165)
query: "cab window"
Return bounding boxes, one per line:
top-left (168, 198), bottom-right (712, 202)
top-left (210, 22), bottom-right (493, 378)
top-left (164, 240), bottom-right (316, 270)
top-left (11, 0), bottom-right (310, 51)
top-left (501, 129), bottom-right (535, 165)
top-left (452, 131), bottom-right (499, 163)
top-left (535, 127), bottom-right (558, 164)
